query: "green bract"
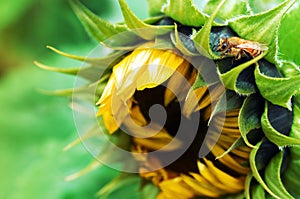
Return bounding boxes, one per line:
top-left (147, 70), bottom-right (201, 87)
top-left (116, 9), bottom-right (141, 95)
top-left (39, 0), bottom-right (300, 198)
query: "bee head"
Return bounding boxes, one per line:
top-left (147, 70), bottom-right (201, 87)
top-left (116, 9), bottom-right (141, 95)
top-left (216, 38), bottom-right (228, 52)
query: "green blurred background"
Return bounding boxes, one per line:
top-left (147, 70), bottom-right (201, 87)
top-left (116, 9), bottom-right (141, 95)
top-left (0, 0), bottom-right (147, 198)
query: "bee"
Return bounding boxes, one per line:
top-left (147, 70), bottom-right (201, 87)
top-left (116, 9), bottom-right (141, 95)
top-left (216, 37), bottom-right (268, 60)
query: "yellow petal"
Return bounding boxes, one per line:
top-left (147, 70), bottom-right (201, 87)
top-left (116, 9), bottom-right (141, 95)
top-left (225, 109), bottom-right (240, 117)
top-left (221, 126), bottom-right (241, 134)
top-left (180, 174), bottom-right (223, 197)
top-left (197, 160), bottom-right (243, 193)
top-left (133, 129), bottom-right (181, 151)
top-left (96, 75), bottom-right (115, 106)
top-left (137, 50), bottom-right (184, 90)
top-left (113, 51), bottom-right (149, 102)
top-left (129, 105), bottom-right (148, 126)
top-left (164, 61), bottom-right (193, 106)
top-left (183, 86), bottom-right (208, 117)
top-left (197, 161), bottom-right (222, 187)
top-left (212, 113), bottom-right (239, 128)
top-left (102, 111), bottom-right (119, 134)
top-left (197, 83), bottom-right (224, 111)
top-left (204, 158), bottom-right (245, 191)
top-left (159, 177), bottom-right (195, 199)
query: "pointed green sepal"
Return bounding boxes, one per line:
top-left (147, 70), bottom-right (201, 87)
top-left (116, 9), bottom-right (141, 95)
top-left (38, 80), bottom-right (105, 104)
top-left (204, 0), bottom-right (251, 21)
top-left (251, 184), bottom-right (266, 199)
top-left (228, 0), bottom-right (296, 63)
top-left (219, 51), bottom-right (267, 94)
top-left (261, 102), bottom-right (300, 147)
top-left (280, 60), bottom-right (300, 78)
top-left (47, 45), bottom-right (127, 66)
top-left (170, 23), bottom-right (198, 56)
top-left (277, 4), bottom-right (300, 66)
top-left (239, 94), bottom-right (265, 148)
top-left (35, 61), bottom-right (79, 76)
top-left (290, 96), bottom-right (300, 140)
top-left (264, 151), bottom-right (294, 199)
top-left (192, 0), bottom-right (227, 59)
top-left (119, 0), bottom-right (173, 40)
top-left (281, 96), bottom-right (300, 196)
top-left (147, 0), bottom-right (167, 16)
top-left (140, 182), bottom-right (160, 199)
top-left (250, 141), bottom-right (282, 199)
top-left (34, 61), bottom-right (107, 81)
top-left (162, 0), bottom-right (210, 27)
top-left (69, 0), bottom-right (136, 46)
top-left (245, 174), bottom-right (253, 199)
top-left (255, 64), bottom-right (300, 110)
top-left (97, 173), bottom-right (141, 199)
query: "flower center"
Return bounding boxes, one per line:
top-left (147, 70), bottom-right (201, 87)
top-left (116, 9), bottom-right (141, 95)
top-left (134, 85), bottom-right (209, 174)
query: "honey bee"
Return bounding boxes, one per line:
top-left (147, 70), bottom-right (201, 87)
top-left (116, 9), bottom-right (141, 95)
top-left (216, 37), bottom-right (268, 60)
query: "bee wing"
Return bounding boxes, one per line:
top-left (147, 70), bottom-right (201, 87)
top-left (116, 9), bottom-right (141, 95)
top-left (236, 42), bottom-right (268, 51)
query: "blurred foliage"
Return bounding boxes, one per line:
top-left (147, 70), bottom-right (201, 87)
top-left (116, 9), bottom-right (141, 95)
top-left (0, 0), bottom-right (151, 197)
top-left (0, 0), bottom-right (149, 198)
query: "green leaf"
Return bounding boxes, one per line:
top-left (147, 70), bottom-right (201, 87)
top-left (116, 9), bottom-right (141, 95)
top-left (282, 155), bottom-right (300, 197)
top-left (264, 151), bottom-right (294, 199)
top-left (192, 0), bottom-right (227, 59)
top-left (261, 102), bottom-right (300, 147)
top-left (38, 80), bottom-right (105, 104)
top-left (228, 0), bottom-right (295, 63)
top-left (280, 60), bottom-right (300, 78)
top-left (140, 182), bottom-right (160, 199)
top-left (290, 95), bottom-right (300, 143)
top-left (142, 16), bottom-right (166, 25)
top-left (47, 46), bottom-right (127, 66)
top-left (236, 64), bottom-right (257, 94)
top-left (218, 51), bottom-right (267, 94)
top-left (69, 0), bottom-right (136, 45)
top-left (239, 94), bottom-right (264, 147)
top-left (255, 64), bottom-right (300, 110)
top-left (153, 35), bottom-right (175, 50)
top-left (162, 0), bottom-right (209, 27)
top-left (35, 61), bottom-right (108, 82)
top-left (248, 0), bottom-right (284, 13)
top-left (204, 0), bottom-right (251, 21)
top-left (170, 24), bottom-right (198, 56)
top-left (282, 95), bottom-right (300, 197)
top-left (119, 0), bottom-right (173, 40)
top-left (251, 184), bottom-right (266, 199)
top-left (250, 141), bottom-right (281, 198)
top-left (97, 174), bottom-right (141, 199)
top-left (245, 174), bottom-right (253, 199)
top-left (147, 0), bottom-right (167, 16)
top-left (277, 3), bottom-right (300, 66)
top-left (283, 98), bottom-right (300, 196)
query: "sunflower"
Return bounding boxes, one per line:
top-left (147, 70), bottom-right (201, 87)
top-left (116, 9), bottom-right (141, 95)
top-left (38, 0), bottom-right (300, 198)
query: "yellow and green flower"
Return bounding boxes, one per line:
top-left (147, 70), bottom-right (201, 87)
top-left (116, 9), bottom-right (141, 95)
top-left (38, 0), bottom-right (300, 198)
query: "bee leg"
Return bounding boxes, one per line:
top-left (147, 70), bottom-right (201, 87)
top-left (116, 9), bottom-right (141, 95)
top-left (234, 52), bottom-right (242, 60)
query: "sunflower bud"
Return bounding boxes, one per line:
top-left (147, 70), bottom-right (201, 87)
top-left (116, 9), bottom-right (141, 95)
top-left (39, 0), bottom-right (300, 198)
